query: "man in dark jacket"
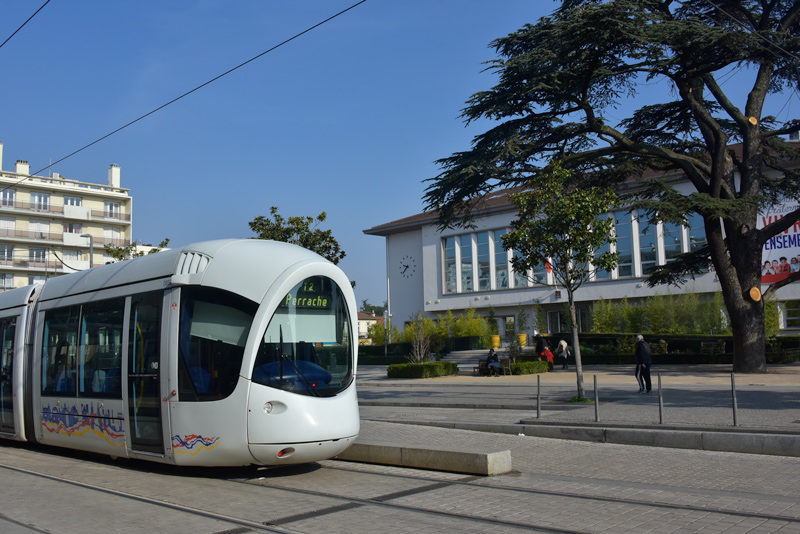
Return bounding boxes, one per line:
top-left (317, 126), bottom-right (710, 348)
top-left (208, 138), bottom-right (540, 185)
top-left (635, 334), bottom-right (652, 394)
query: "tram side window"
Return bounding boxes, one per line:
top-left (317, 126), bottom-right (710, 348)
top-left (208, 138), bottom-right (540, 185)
top-left (0, 316), bottom-right (16, 383)
top-left (41, 298), bottom-right (125, 398)
top-left (42, 307), bottom-right (80, 395)
top-left (79, 298), bottom-right (125, 397)
top-left (178, 287), bottom-right (256, 402)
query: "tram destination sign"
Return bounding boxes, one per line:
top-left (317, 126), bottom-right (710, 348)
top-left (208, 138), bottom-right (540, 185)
top-left (280, 278), bottom-right (333, 310)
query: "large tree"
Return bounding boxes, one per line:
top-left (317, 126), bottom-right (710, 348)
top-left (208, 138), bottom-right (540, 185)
top-left (424, 0), bottom-right (800, 373)
top-left (503, 164), bottom-right (619, 399)
top-left (104, 238), bottom-right (170, 262)
top-left (249, 206), bottom-right (346, 265)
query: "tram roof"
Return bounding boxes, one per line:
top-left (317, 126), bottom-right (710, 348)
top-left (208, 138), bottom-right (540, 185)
top-left (37, 239), bottom-right (331, 302)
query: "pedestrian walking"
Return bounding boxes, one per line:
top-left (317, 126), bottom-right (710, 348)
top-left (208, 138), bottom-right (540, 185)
top-left (635, 334), bottom-right (652, 394)
top-left (556, 339), bottom-right (570, 370)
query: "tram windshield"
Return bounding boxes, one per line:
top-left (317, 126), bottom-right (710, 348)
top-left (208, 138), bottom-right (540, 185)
top-left (253, 276), bottom-right (353, 397)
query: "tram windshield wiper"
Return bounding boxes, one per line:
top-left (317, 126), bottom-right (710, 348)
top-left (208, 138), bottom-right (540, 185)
top-left (279, 325), bottom-right (320, 397)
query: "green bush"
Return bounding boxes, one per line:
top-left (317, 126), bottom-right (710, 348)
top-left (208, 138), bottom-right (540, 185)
top-left (510, 361), bottom-right (551, 375)
top-left (386, 362), bottom-right (459, 378)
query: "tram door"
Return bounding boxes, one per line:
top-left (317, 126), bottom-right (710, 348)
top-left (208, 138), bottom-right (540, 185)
top-left (127, 292), bottom-right (163, 454)
top-left (0, 316), bottom-right (16, 434)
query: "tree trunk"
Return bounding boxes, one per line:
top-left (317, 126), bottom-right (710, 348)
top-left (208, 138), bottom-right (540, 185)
top-left (567, 289), bottom-right (585, 399)
top-left (709, 208), bottom-right (768, 373)
top-left (727, 298), bottom-right (767, 373)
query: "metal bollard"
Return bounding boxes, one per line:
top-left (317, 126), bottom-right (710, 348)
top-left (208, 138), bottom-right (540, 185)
top-left (594, 375), bottom-right (600, 422)
top-left (731, 372), bottom-right (739, 427)
top-left (658, 373), bottom-right (664, 424)
top-left (537, 374), bottom-right (541, 419)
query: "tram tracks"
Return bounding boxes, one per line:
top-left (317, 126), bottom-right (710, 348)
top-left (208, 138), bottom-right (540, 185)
top-left (227, 460), bottom-right (800, 532)
top-left (1, 450), bottom-right (799, 534)
top-left (317, 461), bottom-right (800, 525)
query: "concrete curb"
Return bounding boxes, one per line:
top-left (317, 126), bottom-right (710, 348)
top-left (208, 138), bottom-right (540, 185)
top-left (363, 419), bottom-right (800, 458)
top-left (336, 440), bottom-right (513, 476)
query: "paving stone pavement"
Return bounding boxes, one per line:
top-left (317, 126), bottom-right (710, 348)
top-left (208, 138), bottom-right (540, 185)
top-left (0, 364), bottom-right (797, 534)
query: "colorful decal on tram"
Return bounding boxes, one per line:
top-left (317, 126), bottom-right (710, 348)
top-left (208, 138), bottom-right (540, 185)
top-left (171, 434), bottom-right (221, 455)
top-left (40, 403), bottom-right (125, 446)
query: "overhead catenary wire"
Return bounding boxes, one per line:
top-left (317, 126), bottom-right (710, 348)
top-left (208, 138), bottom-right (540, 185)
top-left (5, 0), bottom-right (368, 191)
top-left (0, 0), bottom-right (52, 50)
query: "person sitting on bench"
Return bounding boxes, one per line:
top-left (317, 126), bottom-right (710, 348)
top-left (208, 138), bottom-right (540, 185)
top-left (487, 349), bottom-right (500, 377)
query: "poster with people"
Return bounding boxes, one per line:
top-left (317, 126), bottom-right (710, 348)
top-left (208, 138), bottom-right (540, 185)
top-left (760, 202), bottom-right (800, 283)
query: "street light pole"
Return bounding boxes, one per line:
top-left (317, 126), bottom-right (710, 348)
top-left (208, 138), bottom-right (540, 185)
top-left (80, 234), bottom-right (94, 268)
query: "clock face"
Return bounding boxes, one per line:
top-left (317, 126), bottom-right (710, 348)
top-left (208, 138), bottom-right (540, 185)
top-left (399, 255), bottom-right (416, 278)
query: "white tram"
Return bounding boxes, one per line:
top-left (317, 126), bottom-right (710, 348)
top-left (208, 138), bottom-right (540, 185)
top-left (0, 239), bottom-right (360, 466)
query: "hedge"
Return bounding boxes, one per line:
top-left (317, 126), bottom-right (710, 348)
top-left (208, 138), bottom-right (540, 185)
top-left (510, 361), bottom-right (552, 375)
top-left (386, 362), bottom-right (460, 379)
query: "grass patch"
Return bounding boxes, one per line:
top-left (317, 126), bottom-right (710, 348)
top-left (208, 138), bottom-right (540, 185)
top-left (567, 396), bottom-right (594, 403)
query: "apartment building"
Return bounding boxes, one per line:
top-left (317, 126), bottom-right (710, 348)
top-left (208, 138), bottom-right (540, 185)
top-left (0, 141), bottom-right (132, 290)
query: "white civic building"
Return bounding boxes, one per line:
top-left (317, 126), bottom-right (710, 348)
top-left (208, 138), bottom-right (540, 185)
top-left (364, 176), bottom-right (800, 338)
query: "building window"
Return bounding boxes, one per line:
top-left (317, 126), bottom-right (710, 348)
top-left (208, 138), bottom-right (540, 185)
top-left (1, 190), bottom-right (15, 207)
top-left (593, 213), bottom-right (612, 280)
top-left (29, 219), bottom-right (49, 239)
top-left (688, 212), bottom-right (706, 252)
top-left (63, 223), bottom-right (82, 234)
top-left (477, 232), bottom-right (491, 291)
top-left (0, 217), bottom-right (15, 238)
top-left (442, 229), bottom-right (550, 294)
top-left (786, 301), bottom-right (800, 328)
top-left (28, 219), bottom-right (50, 239)
top-left (444, 237), bottom-right (456, 294)
top-left (0, 246), bottom-right (12, 264)
top-left (547, 311), bottom-right (565, 334)
top-left (64, 196), bottom-right (82, 207)
top-left (663, 220), bottom-right (684, 263)
top-left (29, 248), bottom-right (47, 266)
top-left (63, 249), bottom-right (79, 262)
top-left (503, 315), bottom-right (515, 337)
top-left (104, 202), bottom-right (120, 218)
top-left (686, 212), bottom-right (709, 273)
top-left (614, 211), bottom-right (633, 277)
top-left (494, 230), bottom-right (509, 289)
top-left (0, 274), bottom-right (13, 289)
top-left (104, 226), bottom-right (121, 245)
top-left (638, 210), bottom-right (657, 275)
top-left (460, 235), bottom-right (473, 292)
top-left (31, 193), bottom-right (49, 211)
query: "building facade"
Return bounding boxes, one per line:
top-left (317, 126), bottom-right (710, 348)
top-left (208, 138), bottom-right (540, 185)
top-left (0, 141), bottom-right (132, 290)
top-left (364, 178), bottom-right (800, 338)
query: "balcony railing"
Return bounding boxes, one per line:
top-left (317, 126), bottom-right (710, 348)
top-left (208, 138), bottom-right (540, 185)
top-left (0, 199), bottom-right (131, 221)
top-left (0, 228), bottom-right (130, 247)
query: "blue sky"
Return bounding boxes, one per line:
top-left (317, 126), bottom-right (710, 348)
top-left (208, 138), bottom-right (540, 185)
top-left (1, 1), bottom-right (797, 308)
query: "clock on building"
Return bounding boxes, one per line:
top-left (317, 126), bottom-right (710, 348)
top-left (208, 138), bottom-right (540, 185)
top-left (399, 255), bottom-right (417, 278)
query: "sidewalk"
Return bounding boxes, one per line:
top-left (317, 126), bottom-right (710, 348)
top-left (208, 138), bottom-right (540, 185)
top-left (355, 364), bottom-right (800, 458)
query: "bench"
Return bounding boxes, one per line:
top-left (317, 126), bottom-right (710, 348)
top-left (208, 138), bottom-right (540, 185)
top-left (473, 356), bottom-right (512, 376)
top-left (473, 359), bottom-right (489, 376)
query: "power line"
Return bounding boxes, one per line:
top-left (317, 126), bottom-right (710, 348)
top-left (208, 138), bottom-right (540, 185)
top-left (17, 0), bottom-right (368, 183)
top-left (0, 0), bottom-right (52, 50)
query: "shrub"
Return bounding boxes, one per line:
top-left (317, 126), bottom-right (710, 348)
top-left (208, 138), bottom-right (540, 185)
top-left (510, 360), bottom-right (551, 375)
top-left (386, 362), bottom-right (459, 378)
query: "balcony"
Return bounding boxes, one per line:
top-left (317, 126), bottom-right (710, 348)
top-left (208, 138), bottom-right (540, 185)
top-left (0, 254), bottom-right (90, 273)
top-left (0, 228), bottom-right (130, 247)
top-left (0, 200), bottom-right (131, 221)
